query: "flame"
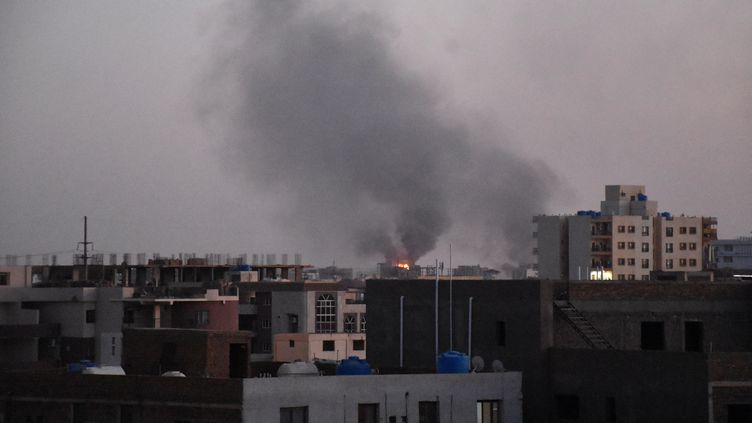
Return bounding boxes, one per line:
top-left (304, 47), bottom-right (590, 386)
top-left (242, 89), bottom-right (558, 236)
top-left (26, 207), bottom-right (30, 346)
top-left (396, 262), bottom-right (410, 270)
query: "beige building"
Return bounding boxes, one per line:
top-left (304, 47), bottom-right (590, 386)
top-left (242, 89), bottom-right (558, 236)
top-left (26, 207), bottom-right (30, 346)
top-left (535, 185), bottom-right (717, 280)
top-left (273, 332), bottom-right (366, 362)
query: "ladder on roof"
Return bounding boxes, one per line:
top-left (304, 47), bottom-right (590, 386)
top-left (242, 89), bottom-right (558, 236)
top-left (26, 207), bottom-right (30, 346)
top-left (554, 300), bottom-right (614, 349)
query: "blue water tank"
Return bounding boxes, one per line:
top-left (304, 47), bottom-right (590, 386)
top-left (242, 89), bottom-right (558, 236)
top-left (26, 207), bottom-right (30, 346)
top-left (436, 351), bottom-right (469, 374)
top-left (577, 210), bottom-right (588, 216)
top-left (661, 211), bottom-right (672, 218)
top-left (67, 360), bottom-right (96, 374)
top-left (336, 356), bottom-right (371, 375)
top-left (637, 193), bottom-right (648, 201)
top-left (232, 264), bottom-right (252, 272)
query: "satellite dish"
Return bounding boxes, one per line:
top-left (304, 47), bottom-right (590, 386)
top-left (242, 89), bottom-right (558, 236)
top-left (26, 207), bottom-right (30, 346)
top-left (492, 360), bottom-right (505, 373)
top-left (471, 356), bottom-right (485, 372)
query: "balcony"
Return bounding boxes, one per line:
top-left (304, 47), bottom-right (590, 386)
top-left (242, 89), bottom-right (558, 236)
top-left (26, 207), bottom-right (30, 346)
top-left (0, 323), bottom-right (60, 339)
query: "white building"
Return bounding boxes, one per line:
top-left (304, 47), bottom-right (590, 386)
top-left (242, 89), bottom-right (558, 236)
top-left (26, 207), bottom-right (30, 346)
top-left (242, 372), bottom-right (522, 423)
top-left (534, 185), bottom-right (717, 280)
top-left (713, 237), bottom-right (752, 271)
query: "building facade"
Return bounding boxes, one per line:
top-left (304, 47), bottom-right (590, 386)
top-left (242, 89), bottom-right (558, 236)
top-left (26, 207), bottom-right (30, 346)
top-left (713, 237), bottom-right (752, 271)
top-left (535, 185), bottom-right (717, 280)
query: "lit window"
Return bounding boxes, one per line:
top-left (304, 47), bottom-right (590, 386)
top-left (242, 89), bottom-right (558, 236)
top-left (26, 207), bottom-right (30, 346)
top-left (679, 243), bottom-right (687, 251)
top-left (315, 293), bottom-right (337, 334)
top-left (628, 226), bottom-right (635, 233)
top-left (665, 243), bottom-right (673, 253)
top-left (477, 400), bottom-right (502, 423)
top-left (627, 274), bottom-right (636, 280)
top-left (641, 226), bottom-right (650, 236)
top-left (617, 242), bottom-right (625, 250)
top-left (360, 314), bottom-right (366, 333)
top-left (665, 259), bottom-right (674, 269)
top-left (642, 243), bottom-right (650, 252)
top-left (617, 258), bottom-right (625, 266)
top-left (679, 259), bottom-right (687, 267)
top-left (627, 242), bottom-right (635, 250)
top-left (689, 243), bottom-right (697, 251)
top-left (617, 226), bottom-right (625, 233)
top-left (627, 258), bottom-right (635, 266)
top-left (689, 259), bottom-right (697, 267)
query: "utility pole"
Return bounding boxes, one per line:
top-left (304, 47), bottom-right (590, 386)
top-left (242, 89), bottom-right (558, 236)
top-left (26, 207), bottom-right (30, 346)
top-left (78, 216), bottom-right (92, 281)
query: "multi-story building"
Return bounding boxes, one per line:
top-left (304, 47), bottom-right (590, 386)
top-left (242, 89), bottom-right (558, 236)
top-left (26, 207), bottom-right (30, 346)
top-left (237, 281), bottom-right (366, 361)
top-left (713, 237), bottom-right (752, 271)
top-left (534, 185), bottom-right (717, 280)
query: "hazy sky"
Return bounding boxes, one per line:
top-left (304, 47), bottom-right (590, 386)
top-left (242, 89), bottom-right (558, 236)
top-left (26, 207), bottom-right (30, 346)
top-left (1, 1), bottom-right (750, 269)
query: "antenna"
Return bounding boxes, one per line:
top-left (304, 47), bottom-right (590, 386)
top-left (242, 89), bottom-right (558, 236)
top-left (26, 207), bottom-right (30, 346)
top-left (449, 243), bottom-right (453, 351)
top-left (77, 216), bottom-right (93, 281)
top-left (471, 355), bottom-right (485, 372)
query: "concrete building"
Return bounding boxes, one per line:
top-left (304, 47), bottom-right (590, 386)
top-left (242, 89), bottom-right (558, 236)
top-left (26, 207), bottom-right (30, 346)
top-left (237, 281), bottom-right (366, 361)
top-left (366, 278), bottom-right (752, 422)
top-left (535, 185), bottom-right (717, 280)
top-left (122, 328), bottom-right (252, 378)
top-left (273, 332), bottom-right (366, 362)
top-left (242, 372), bottom-right (522, 423)
top-left (713, 237), bottom-right (752, 271)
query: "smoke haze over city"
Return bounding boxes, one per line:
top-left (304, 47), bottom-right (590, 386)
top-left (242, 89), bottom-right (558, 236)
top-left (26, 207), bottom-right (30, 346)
top-left (1, 1), bottom-right (750, 268)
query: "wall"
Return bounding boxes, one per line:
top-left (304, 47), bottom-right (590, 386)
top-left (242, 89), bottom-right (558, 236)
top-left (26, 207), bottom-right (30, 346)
top-left (171, 300), bottom-right (239, 331)
top-left (0, 266), bottom-right (32, 287)
top-left (536, 216), bottom-right (567, 279)
top-left (273, 332), bottom-right (366, 362)
top-left (242, 372), bottom-right (522, 423)
top-left (549, 349), bottom-right (708, 423)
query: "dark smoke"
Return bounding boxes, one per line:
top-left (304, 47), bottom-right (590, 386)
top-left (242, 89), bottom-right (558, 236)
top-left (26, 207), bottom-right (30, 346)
top-left (203, 0), bottom-right (559, 266)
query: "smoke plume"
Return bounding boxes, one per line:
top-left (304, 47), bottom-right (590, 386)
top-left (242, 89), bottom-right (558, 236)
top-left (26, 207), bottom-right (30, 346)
top-left (203, 0), bottom-right (559, 266)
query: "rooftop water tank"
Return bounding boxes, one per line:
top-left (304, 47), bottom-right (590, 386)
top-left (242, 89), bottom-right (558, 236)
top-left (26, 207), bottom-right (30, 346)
top-left (232, 264), bottom-right (252, 272)
top-left (437, 351), bottom-right (469, 374)
top-left (638, 193), bottom-right (648, 201)
top-left (336, 356), bottom-right (371, 376)
top-left (277, 361), bottom-right (319, 377)
top-left (66, 360), bottom-right (96, 374)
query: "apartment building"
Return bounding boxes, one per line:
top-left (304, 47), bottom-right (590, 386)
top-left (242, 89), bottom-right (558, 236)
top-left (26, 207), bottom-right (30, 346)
top-left (713, 237), bottom-right (752, 271)
top-left (535, 185), bottom-right (717, 280)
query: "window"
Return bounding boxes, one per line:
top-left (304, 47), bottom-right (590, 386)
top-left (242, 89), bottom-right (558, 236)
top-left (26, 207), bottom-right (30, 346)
top-left (358, 403), bottom-right (379, 423)
top-left (679, 258), bottom-right (687, 267)
top-left (685, 321), bottom-right (703, 352)
top-left (477, 400), bottom-right (502, 423)
top-left (344, 314), bottom-right (357, 333)
top-left (665, 259), bottom-right (674, 269)
top-left (627, 242), bottom-right (635, 250)
top-left (724, 244), bottom-right (734, 252)
top-left (605, 397), bottom-right (616, 422)
top-left (617, 258), bottom-right (625, 266)
top-left (641, 226), bottom-right (650, 236)
top-left (289, 340), bottom-right (295, 348)
top-left (617, 242), bottom-right (625, 250)
top-left (496, 321), bottom-right (506, 346)
top-left (196, 310), bottom-right (209, 326)
top-left (353, 339), bottom-right (365, 351)
top-left (666, 227), bottom-right (674, 237)
top-left (323, 340), bottom-right (335, 351)
top-left (288, 314), bottom-right (299, 333)
top-left (261, 319), bottom-right (271, 329)
top-left (724, 256), bottom-right (733, 263)
top-left (679, 243), bottom-right (687, 250)
top-left (665, 243), bottom-right (673, 253)
top-left (360, 314), bottom-right (366, 333)
top-left (689, 242), bottom-right (697, 251)
top-left (641, 321), bottom-right (664, 350)
top-left (627, 274), bottom-right (636, 280)
top-left (641, 259), bottom-right (650, 269)
top-left (641, 243), bottom-right (650, 252)
top-left (556, 395), bottom-right (579, 420)
top-left (627, 258), bottom-right (635, 266)
top-left (261, 295), bottom-right (272, 306)
top-left (617, 225), bottom-right (625, 233)
top-left (689, 227), bottom-right (697, 234)
top-left (679, 226), bottom-right (687, 234)
top-left (419, 402), bottom-right (439, 423)
top-left (280, 406), bottom-right (308, 423)
top-left (0, 272), bottom-right (8, 286)
top-left (86, 309), bottom-right (96, 324)
top-left (641, 275), bottom-right (650, 280)
top-left (627, 225), bottom-right (635, 233)
top-left (617, 274), bottom-right (625, 280)
top-left (315, 293), bottom-right (337, 333)
top-left (689, 259), bottom-right (697, 267)
top-left (123, 309), bottom-right (134, 324)
top-left (262, 342), bottom-right (271, 352)
top-left (728, 404), bottom-right (752, 423)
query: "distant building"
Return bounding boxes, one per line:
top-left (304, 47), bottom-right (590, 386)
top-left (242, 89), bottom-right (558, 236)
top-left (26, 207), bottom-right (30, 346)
top-left (713, 237), bottom-right (752, 271)
top-left (534, 185), bottom-right (717, 280)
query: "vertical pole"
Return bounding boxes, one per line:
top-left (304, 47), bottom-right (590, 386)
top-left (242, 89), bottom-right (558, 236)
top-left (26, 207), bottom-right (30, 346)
top-left (435, 258), bottom-right (439, 365)
top-left (83, 216), bottom-right (89, 281)
top-left (468, 297), bottom-right (473, 358)
top-left (400, 296), bottom-right (404, 368)
top-left (449, 244), bottom-right (453, 351)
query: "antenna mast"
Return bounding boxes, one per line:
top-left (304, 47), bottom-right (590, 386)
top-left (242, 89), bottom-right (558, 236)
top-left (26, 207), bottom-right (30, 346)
top-left (77, 216), bottom-right (92, 281)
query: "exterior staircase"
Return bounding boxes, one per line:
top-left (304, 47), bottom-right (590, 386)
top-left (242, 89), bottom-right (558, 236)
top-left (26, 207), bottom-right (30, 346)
top-left (554, 300), bottom-right (614, 349)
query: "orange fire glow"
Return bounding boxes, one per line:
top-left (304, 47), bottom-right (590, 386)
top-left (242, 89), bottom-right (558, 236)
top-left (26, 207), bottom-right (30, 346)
top-left (396, 262), bottom-right (410, 270)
